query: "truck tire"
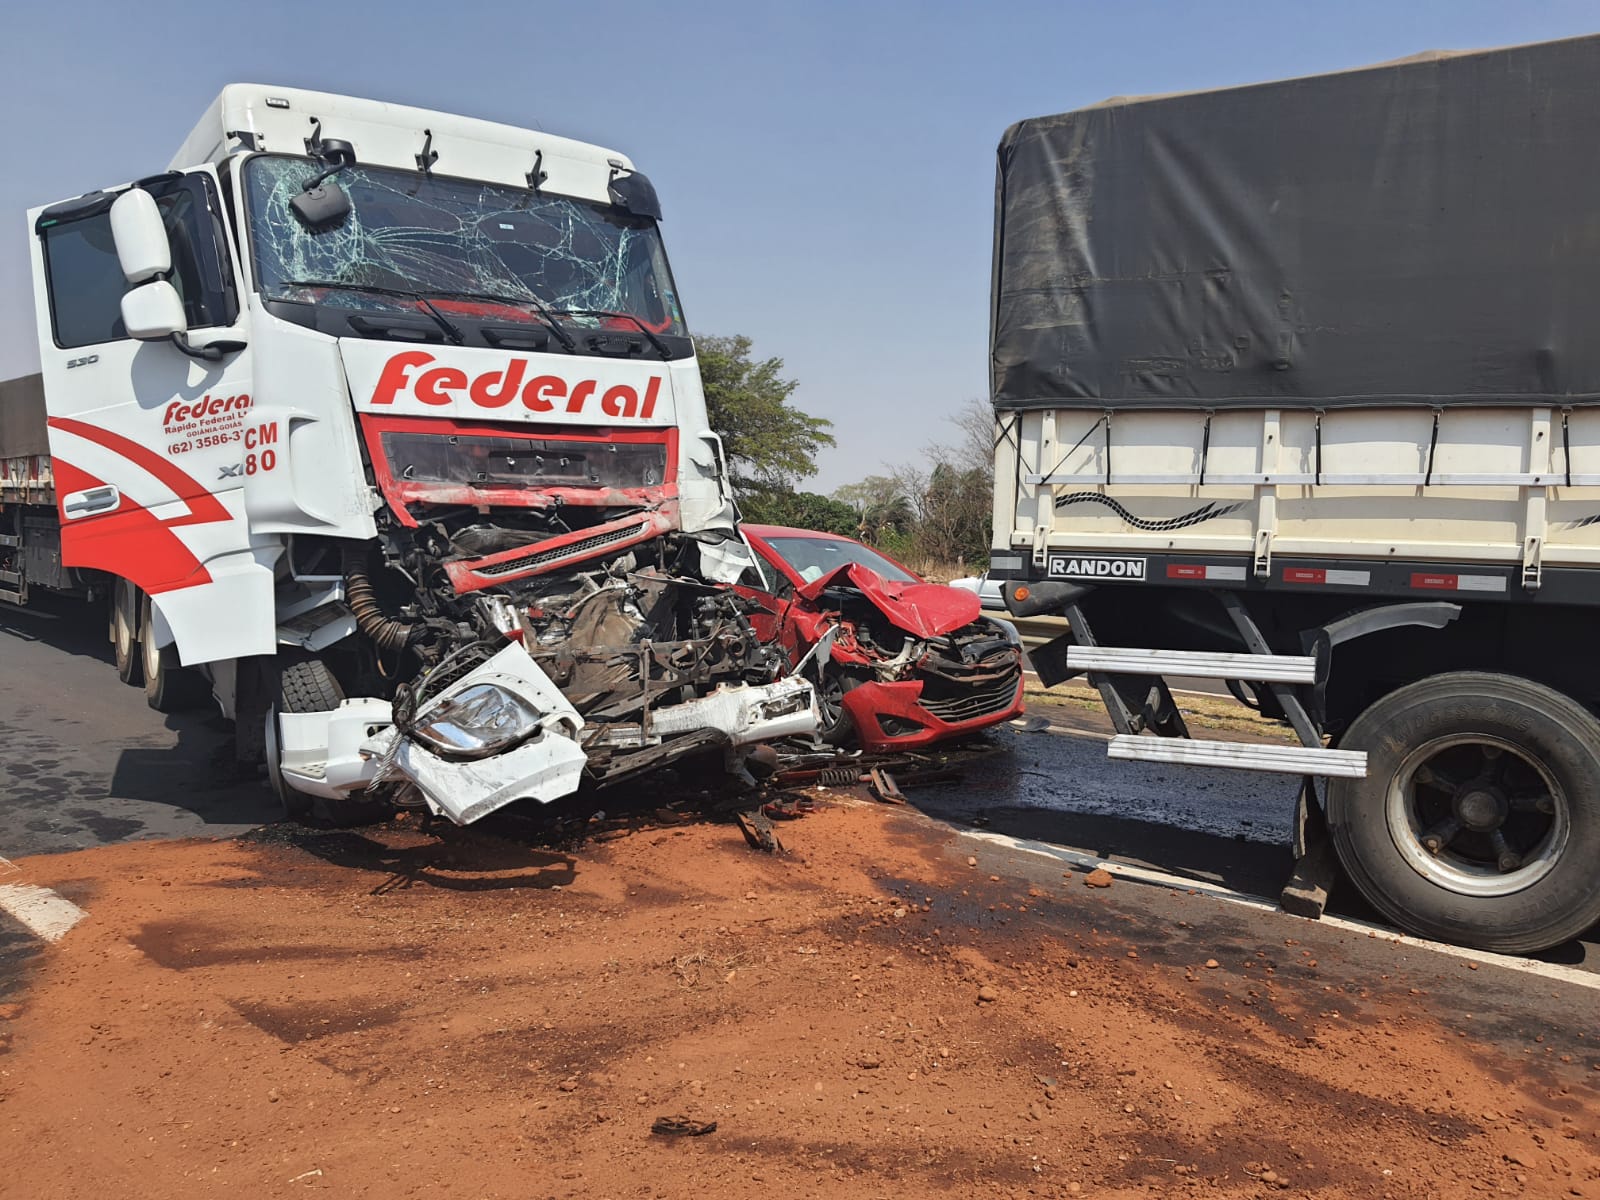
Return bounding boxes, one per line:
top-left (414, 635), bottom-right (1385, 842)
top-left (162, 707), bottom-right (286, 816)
top-left (140, 594), bottom-right (209, 713)
top-left (1326, 672), bottom-right (1600, 954)
top-left (280, 657), bottom-right (345, 714)
top-left (269, 658), bottom-right (389, 826)
top-left (267, 658), bottom-right (345, 820)
top-left (113, 581), bottom-right (142, 686)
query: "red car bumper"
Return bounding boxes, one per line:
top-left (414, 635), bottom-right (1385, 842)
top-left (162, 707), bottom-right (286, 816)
top-left (839, 669), bottom-right (1027, 754)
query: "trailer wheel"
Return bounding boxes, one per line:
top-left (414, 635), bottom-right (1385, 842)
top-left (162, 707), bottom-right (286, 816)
top-left (1326, 672), bottom-right (1600, 954)
top-left (140, 594), bottom-right (209, 713)
top-left (113, 581), bottom-right (142, 686)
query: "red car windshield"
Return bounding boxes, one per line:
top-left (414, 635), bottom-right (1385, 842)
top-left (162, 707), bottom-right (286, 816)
top-left (761, 535), bottom-right (918, 586)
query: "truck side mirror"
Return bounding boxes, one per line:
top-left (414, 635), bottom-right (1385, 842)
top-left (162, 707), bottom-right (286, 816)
top-left (109, 188), bottom-right (171, 283)
top-left (121, 279), bottom-right (188, 341)
top-left (608, 168), bottom-right (662, 221)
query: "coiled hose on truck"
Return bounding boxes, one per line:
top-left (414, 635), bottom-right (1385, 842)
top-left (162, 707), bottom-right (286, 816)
top-left (342, 545), bottom-right (416, 654)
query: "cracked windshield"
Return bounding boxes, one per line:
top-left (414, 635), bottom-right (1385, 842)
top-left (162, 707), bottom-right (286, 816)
top-left (242, 155), bottom-right (685, 334)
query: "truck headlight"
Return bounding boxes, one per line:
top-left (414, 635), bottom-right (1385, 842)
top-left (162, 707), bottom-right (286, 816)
top-left (411, 684), bottom-right (544, 759)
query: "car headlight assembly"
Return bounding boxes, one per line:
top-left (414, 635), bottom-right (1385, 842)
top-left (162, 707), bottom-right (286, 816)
top-left (983, 615), bottom-right (1023, 647)
top-left (411, 683), bottom-right (545, 760)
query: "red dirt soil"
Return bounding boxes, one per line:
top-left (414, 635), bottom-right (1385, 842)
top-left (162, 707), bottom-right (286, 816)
top-left (1, 799), bottom-right (1595, 1199)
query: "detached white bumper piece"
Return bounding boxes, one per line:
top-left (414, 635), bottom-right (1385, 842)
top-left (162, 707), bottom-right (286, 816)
top-left (350, 649), bottom-right (820, 827)
top-left (649, 676), bottom-right (819, 744)
top-left (276, 699), bottom-right (396, 799)
top-left (369, 641), bottom-right (588, 826)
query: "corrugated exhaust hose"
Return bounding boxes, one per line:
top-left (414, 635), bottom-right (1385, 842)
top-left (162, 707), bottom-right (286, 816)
top-left (343, 545), bottom-right (416, 653)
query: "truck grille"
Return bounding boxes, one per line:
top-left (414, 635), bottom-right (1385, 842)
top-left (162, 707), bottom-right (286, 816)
top-left (470, 523), bottom-right (649, 579)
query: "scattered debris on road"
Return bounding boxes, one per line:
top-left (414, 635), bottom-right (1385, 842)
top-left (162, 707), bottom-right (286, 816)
top-left (651, 1115), bottom-right (717, 1137)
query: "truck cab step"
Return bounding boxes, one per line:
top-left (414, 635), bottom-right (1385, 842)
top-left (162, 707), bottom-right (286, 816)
top-left (1065, 645), bottom-right (1317, 684)
top-left (1106, 734), bottom-right (1367, 777)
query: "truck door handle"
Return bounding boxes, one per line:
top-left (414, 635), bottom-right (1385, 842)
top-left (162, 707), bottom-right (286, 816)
top-left (62, 485), bottom-right (121, 518)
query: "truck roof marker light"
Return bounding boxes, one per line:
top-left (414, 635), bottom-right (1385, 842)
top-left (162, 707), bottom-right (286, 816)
top-left (265, 96), bottom-right (291, 109)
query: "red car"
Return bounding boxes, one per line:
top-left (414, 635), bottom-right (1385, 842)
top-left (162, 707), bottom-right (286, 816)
top-left (737, 524), bottom-right (1026, 753)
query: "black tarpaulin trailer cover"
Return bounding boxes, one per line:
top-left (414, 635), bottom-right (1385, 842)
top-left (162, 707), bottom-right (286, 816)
top-left (991, 35), bottom-right (1600, 413)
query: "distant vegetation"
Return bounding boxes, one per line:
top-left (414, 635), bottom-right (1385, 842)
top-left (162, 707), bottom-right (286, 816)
top-left (700, 334), bottom-right (991, 577)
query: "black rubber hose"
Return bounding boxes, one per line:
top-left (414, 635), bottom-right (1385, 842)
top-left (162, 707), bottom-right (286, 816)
top-left (343, 545), bottom-right (416, 654)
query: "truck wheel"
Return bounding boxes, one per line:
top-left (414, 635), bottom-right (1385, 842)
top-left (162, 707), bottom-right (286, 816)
top-left (267, 658), bottom-right (344, 820)
top-left (140, 594), bottom-right (209, 713)
top-left (269, 659), bottom-right (387, 826)
top-left (280, 657), bottom-right (345, 713)
top-left (113, 581), bottom-right (142, 686)
top-left (1326, 672), bottom-right (1600, 954)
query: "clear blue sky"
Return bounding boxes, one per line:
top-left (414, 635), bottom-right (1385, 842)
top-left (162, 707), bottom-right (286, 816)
top-left (3, 1), bottom-right (1597, 489)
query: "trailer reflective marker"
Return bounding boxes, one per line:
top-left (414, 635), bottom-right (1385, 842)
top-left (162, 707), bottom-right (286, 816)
top-left (1410, 573), bottom-right (1508, 593)
top-left (1165, 563), bottom-right (1247, 582)
top-left (1282, 567), bottom-right (1371, 587)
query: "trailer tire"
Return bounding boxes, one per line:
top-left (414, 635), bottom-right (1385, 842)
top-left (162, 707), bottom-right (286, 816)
top-left (140, 594), bottom-right (209, 713)
top-left (1326, 672), bottom-right (1600, 954)
top-left (113, 581), bottom-right (142, 687)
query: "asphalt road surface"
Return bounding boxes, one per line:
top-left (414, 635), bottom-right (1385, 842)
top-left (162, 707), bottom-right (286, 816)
top-left (0, 594), bottom-right (276, 857)
top-left (0, 592), bottom-right (1594, 971)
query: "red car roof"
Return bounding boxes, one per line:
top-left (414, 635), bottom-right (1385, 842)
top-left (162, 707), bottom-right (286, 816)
top-left (740, 524), bottom-right (850, 540)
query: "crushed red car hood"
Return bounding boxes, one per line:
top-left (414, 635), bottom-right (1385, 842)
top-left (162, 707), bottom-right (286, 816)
top-left (795, 564), bottom-right (982, 638)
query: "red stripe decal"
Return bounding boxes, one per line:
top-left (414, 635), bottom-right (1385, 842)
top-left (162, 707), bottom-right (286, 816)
top-left (1284, 568), bottom-right (1326, 584)
top-left (52, 458), bottom-right (211, 592)
top-left (1411, 573), bottom-right (1458, 591)
top-left (48, 416), bottom-right (229, 526)
top-left (1167, 564), bottom-right (1206, 579)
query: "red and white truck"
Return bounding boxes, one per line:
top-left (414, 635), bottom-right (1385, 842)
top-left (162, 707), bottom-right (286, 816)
top-left (2, 84), bottom-right (817, 824)
top-left (990, 36), bottom-right (1600, 953)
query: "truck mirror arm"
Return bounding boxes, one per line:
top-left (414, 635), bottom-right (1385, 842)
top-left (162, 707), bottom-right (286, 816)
top-left (169, 332), bottom-right (247, 362)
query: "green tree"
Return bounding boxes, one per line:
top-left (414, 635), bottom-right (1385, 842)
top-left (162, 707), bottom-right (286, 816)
top-left (697, 334), bottom-right (834, 492)
top-left (911, 460), bottom-right (992, 568)
top-left (881, 398), bottom-right (997, 571)
top-left (738, 488), bottom-right (860, 536)
top-left (832, 475), bottom-right (914, 544)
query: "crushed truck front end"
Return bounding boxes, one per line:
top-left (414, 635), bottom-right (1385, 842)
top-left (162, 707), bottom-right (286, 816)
top-left (26, 84), bottom-right (817, 824)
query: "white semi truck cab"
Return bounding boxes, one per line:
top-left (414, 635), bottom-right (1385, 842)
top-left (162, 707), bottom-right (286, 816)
top-left (23, 85), bottom-right (816, 823)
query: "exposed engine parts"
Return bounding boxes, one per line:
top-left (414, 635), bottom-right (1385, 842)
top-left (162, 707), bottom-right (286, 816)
top-left (328, 508), bottom-right (794, 797)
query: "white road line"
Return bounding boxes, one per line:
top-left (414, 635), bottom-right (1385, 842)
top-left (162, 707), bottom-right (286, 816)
top-left (0, 883), bottom-right (87, 943)
top-left (959, 828), bottom-right (1600, 993)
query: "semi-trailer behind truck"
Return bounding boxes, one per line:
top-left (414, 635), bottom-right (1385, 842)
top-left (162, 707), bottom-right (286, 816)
top-left (990, 36), bottom-right (1600, 953)
top-left (2, 85), bottom-right (818, 826)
